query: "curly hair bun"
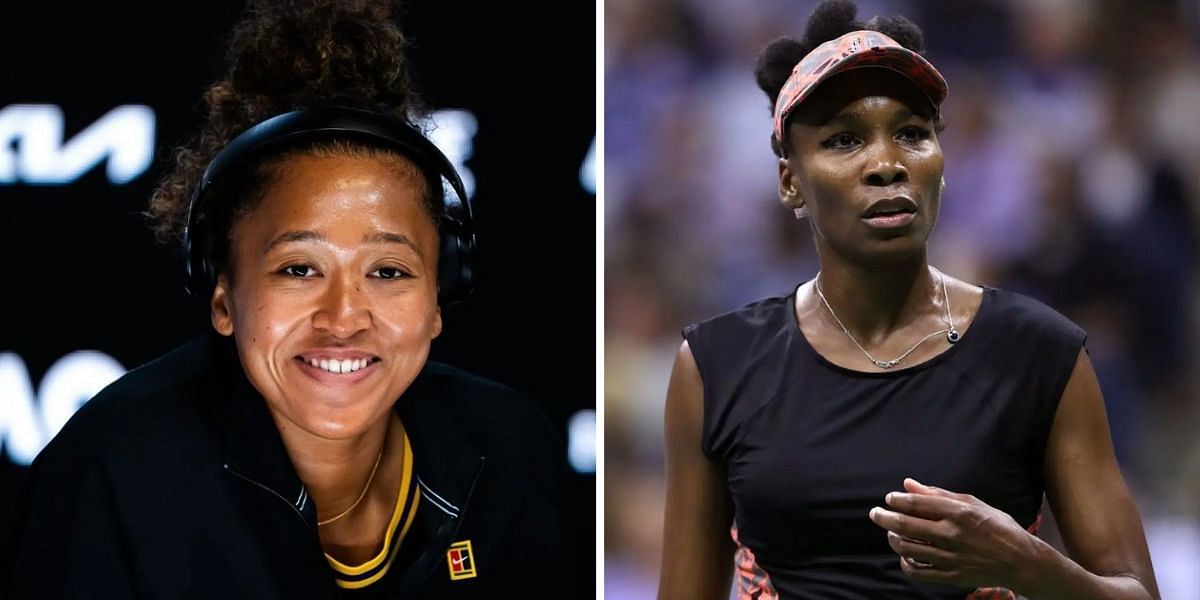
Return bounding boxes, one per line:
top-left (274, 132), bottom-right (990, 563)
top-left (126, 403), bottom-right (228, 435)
top-left (801, 0), bottom-right (864, 50)
top-left (225, 0), bottom-right (418, 123)
top-left (147, 0), bottom-right (419, 244)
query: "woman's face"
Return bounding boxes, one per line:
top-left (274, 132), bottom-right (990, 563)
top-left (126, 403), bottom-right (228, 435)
top-left (211, 153), bottom-right (441, 441)
top-left (780, 69), bottom-right (944, 266)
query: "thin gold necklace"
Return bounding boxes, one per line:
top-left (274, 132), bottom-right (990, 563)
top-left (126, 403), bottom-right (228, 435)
top-left (814, 269), bottom-right (960, 370)
top-left (317, 447), bottom-right (385, 527)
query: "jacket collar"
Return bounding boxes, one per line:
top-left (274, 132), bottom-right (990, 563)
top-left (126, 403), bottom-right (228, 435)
top-left (396, 368), bottom-right (487, 523)
top-left (214, 334), bottom-right (312, 520)
top-left (210, 333), bottom-right (486, 526)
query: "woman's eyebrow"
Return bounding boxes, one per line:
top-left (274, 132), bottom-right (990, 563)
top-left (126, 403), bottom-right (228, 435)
top-left (264, 230), bottom-right (326, 255)
top-left (826, 107), bottom-right (920, 127)
top-left (362, 231), bottom-right (422, 258)
top-left (892, 107), bottom-right (918, 123)
top-left (828, 111), bottom-right (867, 127)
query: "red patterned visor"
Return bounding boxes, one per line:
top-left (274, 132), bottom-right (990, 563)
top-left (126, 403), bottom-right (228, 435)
top-left (772, 30), bottom-right (948, 144)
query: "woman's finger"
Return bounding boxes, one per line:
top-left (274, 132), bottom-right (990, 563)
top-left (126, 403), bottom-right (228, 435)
top-left (899, 556), bottom-right (962, 584)
top-left (904, 478), bottom-right (977, 504)
top-left (885, 491), bottom-right (963, 520)
top-left (869, 506), bottom-right (952, 544)
top-left (886, 531), bottom-right (958, 568)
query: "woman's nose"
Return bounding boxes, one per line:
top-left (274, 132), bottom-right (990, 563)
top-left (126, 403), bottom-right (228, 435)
top-left (862, 144), bottom-right (909, 187)
top-left (312, 275), bottom-right (371, 337)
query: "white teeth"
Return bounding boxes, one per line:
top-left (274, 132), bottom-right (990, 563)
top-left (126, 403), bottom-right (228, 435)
top-left (306, 357), bottom-right (373, 374)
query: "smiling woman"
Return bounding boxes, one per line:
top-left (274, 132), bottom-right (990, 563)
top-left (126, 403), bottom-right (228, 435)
top-left (214, 152), bottom-right (443, 445)
top-left (0, 1), bottom-right (566, 598)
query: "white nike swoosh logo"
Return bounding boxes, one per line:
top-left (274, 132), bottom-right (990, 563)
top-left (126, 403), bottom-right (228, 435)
top-left (452, 556), bottom-right (465, 565)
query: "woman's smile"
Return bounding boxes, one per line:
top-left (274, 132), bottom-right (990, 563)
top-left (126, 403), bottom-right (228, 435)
top-left (294, 354), bottom-right (382, 385)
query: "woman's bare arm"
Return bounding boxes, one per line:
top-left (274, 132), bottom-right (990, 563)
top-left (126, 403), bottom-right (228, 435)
top-left (658, 340), bottom-right (735, 600)
top-left (1031, 349), bottom-right (1159, 598)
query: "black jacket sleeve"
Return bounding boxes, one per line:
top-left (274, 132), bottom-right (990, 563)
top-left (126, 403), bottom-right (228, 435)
top-left (2, 428), bottom-right (138, 599)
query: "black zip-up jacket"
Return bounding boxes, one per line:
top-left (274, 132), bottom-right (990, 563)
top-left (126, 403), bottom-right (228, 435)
top-left (1, 333), bottom-right (568, 598)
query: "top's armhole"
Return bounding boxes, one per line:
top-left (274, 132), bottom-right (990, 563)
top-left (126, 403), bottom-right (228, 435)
top-left (681, 324), bottom-right (716, 460)
top-left (1034, 324), bottom-right (1089, 472)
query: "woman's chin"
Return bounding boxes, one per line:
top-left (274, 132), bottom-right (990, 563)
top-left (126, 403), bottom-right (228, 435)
top-left (302, 412), bottom-right (383, 440)
top-left (838, 239), bottom-right (928, 268)
top-left (276, 398), bottom-right (390, 441)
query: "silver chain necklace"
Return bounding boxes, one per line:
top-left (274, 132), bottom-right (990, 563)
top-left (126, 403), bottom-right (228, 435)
top-left (814, 269), bottom-right (960, 370)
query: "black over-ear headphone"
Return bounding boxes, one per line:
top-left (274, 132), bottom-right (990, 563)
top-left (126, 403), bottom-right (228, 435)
top-left (182, 106), bottom-right (475, 305)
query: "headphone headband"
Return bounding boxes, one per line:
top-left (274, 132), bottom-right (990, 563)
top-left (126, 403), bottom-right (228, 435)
top-left (182, 106), bottom-right (476, 305)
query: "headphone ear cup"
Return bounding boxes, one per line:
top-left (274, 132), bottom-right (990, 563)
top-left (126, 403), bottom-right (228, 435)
top-left (199, 233), bottom-right (217, 297)
top-left (437, 215), bottom-right (476, 305)
top-left (437, 223), bottom-right (459, 305)
top-left (183, 180), bottom-right (218, 298)
top-left (184, 224), bottom-right (210, 297)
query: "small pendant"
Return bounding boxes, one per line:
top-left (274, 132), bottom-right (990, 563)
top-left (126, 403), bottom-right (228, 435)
top-left (947, 328), bottom-right (960, 344)
top-left (874, 359), bottom-right (898, 369)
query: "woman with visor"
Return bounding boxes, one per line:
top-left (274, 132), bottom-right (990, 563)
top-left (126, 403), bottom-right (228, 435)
top-left (659, 1), bottom-right (1158, 598)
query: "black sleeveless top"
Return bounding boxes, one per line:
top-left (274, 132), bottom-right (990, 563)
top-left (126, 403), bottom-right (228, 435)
top-left (682, 286), bottom-right (1087, 599)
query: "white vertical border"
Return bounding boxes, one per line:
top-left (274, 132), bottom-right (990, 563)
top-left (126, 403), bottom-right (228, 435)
top-left (594, 0), bottom-right (606, 597)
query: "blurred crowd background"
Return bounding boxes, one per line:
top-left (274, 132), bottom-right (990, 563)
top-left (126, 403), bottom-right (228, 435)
top-left (605, 0), bottom-right (1200, 597)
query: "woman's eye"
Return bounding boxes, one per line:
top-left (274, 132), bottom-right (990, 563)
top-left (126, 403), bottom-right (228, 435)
top-left (898, 126), bottom-right (931, 143)
top-left (823, 132), bottom-right (859, 149)
top-left (371, 267), bottom-right (411, 280)
top-left (281, 265), bottom-right (318, 278)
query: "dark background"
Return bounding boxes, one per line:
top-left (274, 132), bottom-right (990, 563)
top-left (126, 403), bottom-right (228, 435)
top-left (0, 0), bottom-right (595, 591)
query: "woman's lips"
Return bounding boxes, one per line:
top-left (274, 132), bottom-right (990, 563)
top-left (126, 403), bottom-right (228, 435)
top-left (862, 211), bottom-right (915, 228)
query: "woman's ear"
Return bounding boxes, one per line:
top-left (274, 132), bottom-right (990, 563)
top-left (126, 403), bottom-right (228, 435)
top-left (431, 305), bottom-right (443, 340)
top-left (210, 274), bottom-right (235, 337)
top-left (778, 158), bottom-right (806, 215)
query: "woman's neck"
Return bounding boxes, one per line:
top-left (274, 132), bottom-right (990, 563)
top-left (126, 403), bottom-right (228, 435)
top-left (815, 255), bottom-right (938, 343)
top-left (270, 409), bottom-right (395, 523)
